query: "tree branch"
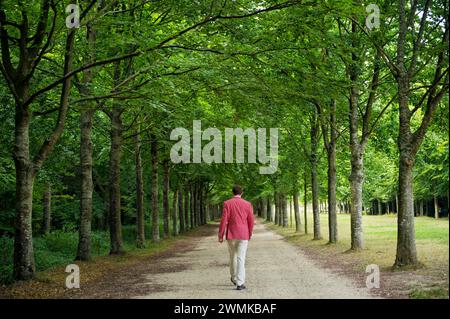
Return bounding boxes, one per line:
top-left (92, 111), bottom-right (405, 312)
top-left (32, 29), bottom-right (76, 173)
top-left (23, 0), bottom-right (301, 107)
top-left (408, 0), bottom-right (431, 79)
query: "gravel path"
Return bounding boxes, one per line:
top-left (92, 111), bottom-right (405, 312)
top-left (134, 221), bottom-right (375, 299)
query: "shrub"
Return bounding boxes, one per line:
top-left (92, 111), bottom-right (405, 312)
top-left (91, 231), bottom-right (110, 256)
top-left (38, 230), bottom-right (78, 253)
top-left (122, 223), bottom-right (152, 244)
top-left (0, 224), bottom-right (151, 284)
top-left (0, 236), bottom-right (13, 284)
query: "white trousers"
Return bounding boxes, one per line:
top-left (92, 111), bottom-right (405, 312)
top-left (227, 239), bottom-right (248, 286)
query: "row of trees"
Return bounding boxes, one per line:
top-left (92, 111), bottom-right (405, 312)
top-left (0, 0), bottom-right (448, 281)
top-left (243, 0), bottom-right (449, 268)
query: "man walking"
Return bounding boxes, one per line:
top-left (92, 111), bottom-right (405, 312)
top-left (218, 185), bottom-right (255, 290)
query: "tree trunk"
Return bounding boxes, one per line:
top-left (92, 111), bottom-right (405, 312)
top-left (178, 189), bottom-right (185, 233)
top-left (391, 0), bottom-right (448, 267)
top-left (278, 194), bottom-right (282, 226)
top-left (419, 200), bottom-right (424, 216)
top-left (434, 196), bottom-right (439, 219)
top-left (76, 108), bottom-right (95, 259)
top-left (184, 186), bottom-right (190, 229)
top-left (394, 68), bottom-right (419, 266)
top-left (134, 131), bottom-right (145, 248)
top-left (294, 191), bottom-right (301, 232)
top-left (192, 185), bottom-right (196, 227)
top-left (172, 190), bottom-right (178, 236)
top-left (326, 100), bottom-right (338, 243)
top-left (311, 166), bottom-right (321, 240)
top-left (279, 193), bottom-right (283, 226)
top-left (12, 29), bottom-right (76, 281)
top-left (150, 134), bottom-right (160, 242)
top-left (327, 149), bottom-right (337, 243)
top-left (311, 112), bottom-right (321, 240)
top-left (304, 173), bottom-right (308, 234)
top-left (42, 183), bottom-right (51, 235)
top-left (76, 22), bottom-right (96, 260)
top-left (201, 186), bottom-right (206, 224)
top-left (108, 106), bottom-right (124, 255)
top-left (273, 193), bottom-right (277, 224)
top-left (13, 134), bottom-right (35, 280)
top-left (261, 197), bottom-right (267, 220)
top-left (201, 186), bottom-right (205, 225)
top-left (196, 185), bottom-right (201, 226)
top-left (289, 198), bottom-right (293, 227)
top-left (395, 195), bottom-right (399, 214)
top-left (282, 194), bottom-right (288, 227)
top-left (349, 143), bottom-right (364, 250)
top-left (274, 192), bottom-right (279, 225)
top-left (192, 184), bottom-right (197, 227)
top-left (260, 199), bottom-right (264, 217)
top-left (203, 193), bottom-right (207, 224)
top-left (266, 197), bottom-right (272, 222)
top-left (190, 185), bottom-right (195, 228)
top-left (347, 17), bottom-right (367, 250)
top-left (163, 160), bottom-right (170, 238)
top-left (259, 199), bottom-right (263, 218)
top-left (394, 155), bottom-right (418, 266)
top-left (199, 186), bottom-right (205, 225)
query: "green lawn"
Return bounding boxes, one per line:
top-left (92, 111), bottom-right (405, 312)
top-left (268, 212), bottom-right (449, 298)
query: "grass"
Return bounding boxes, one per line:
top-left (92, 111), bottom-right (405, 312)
top-left (410, 287), bottom-right (449, 299)
top-left (267, 212), bottom-right (449, 299)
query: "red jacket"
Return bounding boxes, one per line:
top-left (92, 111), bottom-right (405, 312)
top-left (218, 195), bottom-right (255, 241)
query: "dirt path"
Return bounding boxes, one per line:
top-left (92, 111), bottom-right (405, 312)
top-left (131, 221), bottom-right (376, 299)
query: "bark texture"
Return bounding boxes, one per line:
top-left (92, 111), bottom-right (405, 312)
top-left (172, 190), bottom-right (178, 236)
top-left (151, 135), bottom-right (160, 242)
top-left (135, 131), bottom-right (145, 248)
top-left (293, 191), bottom-right (301, 233)
top-left (310, 111), bottom-right (321, 240)
top-left (266, 197), bottom-right (272, 222)
top-left (163, 160), bottom-right (170, 238)
top-left (76, 22), bottom-right (96, 261)
top-left (304, 172), bottom-right (308, 234)
top-left (178, 189), bottom-right (184, 233)
top-left (282, 194), bottom-right (288, 227)
top-left (108, 103), bottom-right (124, 255)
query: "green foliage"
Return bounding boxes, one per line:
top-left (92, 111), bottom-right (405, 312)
top-left (410, 287), bottom-right (449, 299)
top-left (0, 0), bottom-right (447, 283)
top-left (0, 236), bottom-right (14, 284)
top-left (1, 229), bottom-right (110, 284)
top-left (122, 223), bottom-right (153, 244)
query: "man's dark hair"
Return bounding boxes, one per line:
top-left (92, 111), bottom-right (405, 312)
top-left (232, 185), bottom-right (243, 195)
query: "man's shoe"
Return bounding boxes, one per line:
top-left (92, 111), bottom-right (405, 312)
top-left (236, 284), bottom-right (246, 290)
top-left (231, 277), bottom-right (237, 286)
